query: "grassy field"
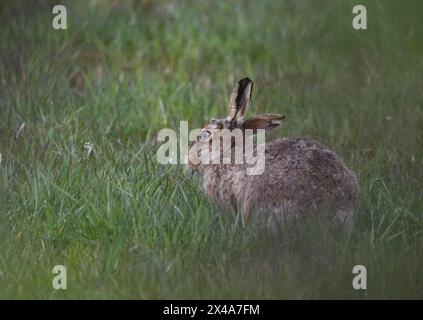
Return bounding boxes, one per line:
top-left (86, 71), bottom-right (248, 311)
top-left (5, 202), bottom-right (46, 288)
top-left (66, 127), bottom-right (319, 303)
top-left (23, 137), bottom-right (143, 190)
top-left (0, 0), bottom-right (422, 299)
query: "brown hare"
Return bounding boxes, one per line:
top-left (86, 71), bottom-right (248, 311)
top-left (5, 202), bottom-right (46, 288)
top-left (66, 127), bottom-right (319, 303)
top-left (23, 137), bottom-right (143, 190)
top-left (187, 78), bottom-right (360, 224)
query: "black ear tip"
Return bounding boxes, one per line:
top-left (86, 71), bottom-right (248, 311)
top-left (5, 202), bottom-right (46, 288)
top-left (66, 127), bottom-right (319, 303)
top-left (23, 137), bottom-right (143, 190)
top-left (237, 78), bottom-right (253, 95)
top-left (238, 77), bottom-right (253, 85)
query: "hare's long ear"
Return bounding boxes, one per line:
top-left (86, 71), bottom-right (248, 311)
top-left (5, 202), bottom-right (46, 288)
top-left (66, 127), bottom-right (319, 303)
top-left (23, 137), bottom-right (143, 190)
top-left (243, 114), bottom-right (285, 130)
top-left (227, 78), bottom-right (253, 124)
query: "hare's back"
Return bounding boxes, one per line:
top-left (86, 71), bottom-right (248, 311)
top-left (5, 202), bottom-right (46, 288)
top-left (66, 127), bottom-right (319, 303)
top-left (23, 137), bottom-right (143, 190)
top-left (246, 138), bottom-right (359, 216)
top-left (265, 137), bottom-right (344, 172)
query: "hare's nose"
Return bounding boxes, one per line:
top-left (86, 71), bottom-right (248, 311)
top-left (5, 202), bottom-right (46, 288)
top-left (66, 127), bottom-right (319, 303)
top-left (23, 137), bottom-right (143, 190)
top-left (184, 152), bottom-right (190, 166)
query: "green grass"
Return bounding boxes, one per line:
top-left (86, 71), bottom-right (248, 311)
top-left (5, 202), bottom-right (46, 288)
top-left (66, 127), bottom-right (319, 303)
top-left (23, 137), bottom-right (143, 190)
top-left (0, 0), bottom-right (422, 299)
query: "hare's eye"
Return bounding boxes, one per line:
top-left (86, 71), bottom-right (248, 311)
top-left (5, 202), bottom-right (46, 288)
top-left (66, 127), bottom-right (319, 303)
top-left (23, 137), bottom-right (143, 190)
top-left (200, 130), bottom-right (211, 141)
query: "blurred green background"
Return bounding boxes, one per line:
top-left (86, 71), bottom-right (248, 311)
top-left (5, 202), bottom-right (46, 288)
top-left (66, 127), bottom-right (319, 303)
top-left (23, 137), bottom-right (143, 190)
top-left (0, 0), bottom-right (422, 299)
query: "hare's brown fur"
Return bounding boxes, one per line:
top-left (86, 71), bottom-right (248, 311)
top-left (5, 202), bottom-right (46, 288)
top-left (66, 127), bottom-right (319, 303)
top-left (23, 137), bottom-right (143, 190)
top-left (201, 138), bottom-right (359, 223)
top-left (188, 78), bottom-right (360, 224)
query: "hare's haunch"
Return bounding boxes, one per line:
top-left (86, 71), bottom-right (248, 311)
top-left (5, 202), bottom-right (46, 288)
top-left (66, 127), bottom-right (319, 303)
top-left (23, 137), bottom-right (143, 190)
top-left (187, 78), bottom-right (360, 224)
